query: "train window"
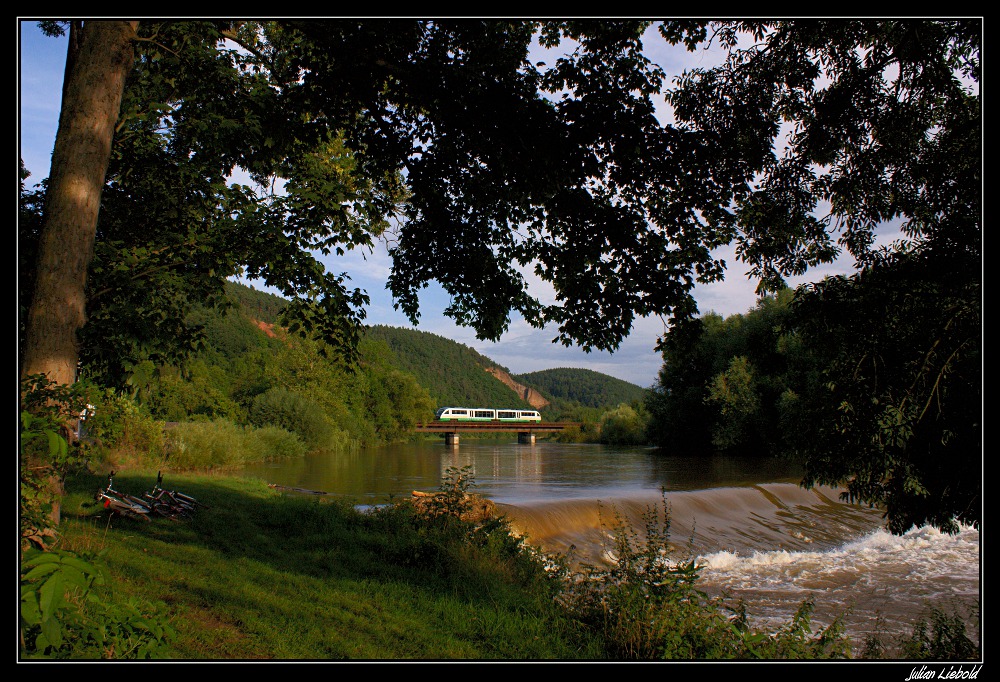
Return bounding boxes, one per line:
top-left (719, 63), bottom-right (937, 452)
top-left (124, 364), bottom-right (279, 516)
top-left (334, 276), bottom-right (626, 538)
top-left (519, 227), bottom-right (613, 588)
top-left (498, 411), bottom-right (517, 419)
top-left (474, 410), bottom-right (494, 418)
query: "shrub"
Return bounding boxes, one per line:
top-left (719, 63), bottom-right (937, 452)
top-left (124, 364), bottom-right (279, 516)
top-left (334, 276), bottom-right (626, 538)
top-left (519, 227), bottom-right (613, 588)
top-left (249, 387), bottom-right (339, 450)
top-left (598, 404), bottom-right (648, 446)
top-left (897, 605), bottom-right (981, 660)
top-left (20, 374), bottom-right (94, 545)
top-left (557, 493), bottom-right (852, 660)
top-left (164, 419), bottom-right (307, 470)
top-left (84, 392), bottom-right (166, 469)
top-left (254, 425), bottom-right (309, 460)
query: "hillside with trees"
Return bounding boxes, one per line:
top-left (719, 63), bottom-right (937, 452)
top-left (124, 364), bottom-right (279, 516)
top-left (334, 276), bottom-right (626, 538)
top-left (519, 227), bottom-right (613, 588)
top-left (364, 325), bottom-right (535, 411)
top-left (516, 368), bottom-right (647, 410)
top-left (101, 282), bottom-right (437, 458)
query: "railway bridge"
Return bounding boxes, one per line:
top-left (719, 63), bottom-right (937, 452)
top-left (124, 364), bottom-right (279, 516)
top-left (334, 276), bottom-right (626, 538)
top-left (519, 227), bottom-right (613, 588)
top-left (413, 421), bottom-right (578, 446)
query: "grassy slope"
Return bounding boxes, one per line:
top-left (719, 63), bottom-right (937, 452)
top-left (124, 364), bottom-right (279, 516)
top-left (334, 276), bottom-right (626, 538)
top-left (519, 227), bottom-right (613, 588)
top-left (57, 470), bottom-right (602, 660)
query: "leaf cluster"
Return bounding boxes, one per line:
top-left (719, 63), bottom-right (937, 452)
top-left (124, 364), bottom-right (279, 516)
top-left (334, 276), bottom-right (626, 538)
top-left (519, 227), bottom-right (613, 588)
top-left (20, 547), bottom-right (175, 659)
top-left (790, 246), bottom-right (980, 534)
top-left (20, 375), bottom-right (96, 548)
top-left (669, 20), bottom-right (981, 292)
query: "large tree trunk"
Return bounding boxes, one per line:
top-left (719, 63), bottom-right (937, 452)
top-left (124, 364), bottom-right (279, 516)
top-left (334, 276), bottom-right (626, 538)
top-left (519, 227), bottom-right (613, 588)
top-left (20, 21), bottom-right (137, 529)
top-left (20, 20), bottom-right (137, 386)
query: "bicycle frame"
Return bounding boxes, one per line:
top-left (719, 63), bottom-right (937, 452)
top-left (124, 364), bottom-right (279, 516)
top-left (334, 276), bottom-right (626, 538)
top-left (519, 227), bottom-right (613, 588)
top-left (96, 479), bottom-right (151, 522)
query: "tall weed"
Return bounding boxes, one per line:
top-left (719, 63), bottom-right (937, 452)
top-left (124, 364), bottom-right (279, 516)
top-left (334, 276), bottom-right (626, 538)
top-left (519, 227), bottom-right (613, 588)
top-left (164, 419), bottom-right (305, 469)
top-left (861, 603), bottom-right (981, 660)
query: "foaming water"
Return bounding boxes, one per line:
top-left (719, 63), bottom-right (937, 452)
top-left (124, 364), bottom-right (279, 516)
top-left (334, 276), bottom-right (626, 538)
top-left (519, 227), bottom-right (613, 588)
top-left (500, 484), bottom-right (981, 645)
top-left (697, 523), bottom-right (981, 640)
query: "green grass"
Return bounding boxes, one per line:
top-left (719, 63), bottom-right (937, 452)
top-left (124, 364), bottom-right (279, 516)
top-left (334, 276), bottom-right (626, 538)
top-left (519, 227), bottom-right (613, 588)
top-left (52, 470), bottom-right (601, 660)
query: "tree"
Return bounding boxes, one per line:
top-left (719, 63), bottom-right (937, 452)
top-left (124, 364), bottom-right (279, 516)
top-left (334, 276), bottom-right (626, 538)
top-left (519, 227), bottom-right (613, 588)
top-left (789, 246), bottom-right (980, 534)
top-left (658, 19), bottom-right (980, 532)
top-left (645, 290), bottom-right (804, 455)
top-left (21, 19), bottom-right (732, 391)
top-left (21, 20), bottom-right (138, 386)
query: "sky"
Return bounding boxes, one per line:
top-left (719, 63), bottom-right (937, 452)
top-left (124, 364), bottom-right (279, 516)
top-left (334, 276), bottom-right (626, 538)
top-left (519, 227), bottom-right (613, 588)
top-left (17, 20), bottom-right (880, 388)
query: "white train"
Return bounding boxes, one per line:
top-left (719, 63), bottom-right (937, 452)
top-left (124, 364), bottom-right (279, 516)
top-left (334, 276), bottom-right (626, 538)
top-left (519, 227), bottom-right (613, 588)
top-left (434, 407), bottom-right (542, 423)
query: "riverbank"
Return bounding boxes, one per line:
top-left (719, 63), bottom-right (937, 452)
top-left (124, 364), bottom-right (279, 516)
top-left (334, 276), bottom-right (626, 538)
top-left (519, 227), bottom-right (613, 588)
top-left (25, 470), bottom-right (980, 661)
top-left (46, 469), bottom-right (598, 659)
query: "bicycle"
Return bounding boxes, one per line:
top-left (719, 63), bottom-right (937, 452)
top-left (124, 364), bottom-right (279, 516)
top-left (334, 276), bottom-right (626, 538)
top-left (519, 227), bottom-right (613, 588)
top-left (141, 473), bottom-right (197, 519)
top-left (96, 470), bottom-right (207, 522)
top-left (145, 471), bottom-right (209, 512)
top-left (96, 472), bottom-right (151, 522)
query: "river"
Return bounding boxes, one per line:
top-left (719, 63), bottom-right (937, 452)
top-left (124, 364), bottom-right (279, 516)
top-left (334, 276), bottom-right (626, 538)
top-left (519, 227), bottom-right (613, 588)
top-left (235, 438), bottom-right (981, 653)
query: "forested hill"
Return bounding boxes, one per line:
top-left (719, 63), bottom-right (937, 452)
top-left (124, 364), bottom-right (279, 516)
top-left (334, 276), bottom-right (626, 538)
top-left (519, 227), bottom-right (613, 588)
top-left (224, 283), bottom-right (643, 414)
top-left (363, 325), bottom-right (534, 410)
top-left (515, 368), bottom-right (647, 409)
top-left (225, 281), bottom-right (288, 324)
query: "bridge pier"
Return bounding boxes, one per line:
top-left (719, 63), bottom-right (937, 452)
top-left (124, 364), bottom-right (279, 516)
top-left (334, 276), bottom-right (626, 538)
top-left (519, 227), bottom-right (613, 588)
top-left (517, 432), bottom-right (535, 445)
top-left (444, 432), bottom-right (460, 447)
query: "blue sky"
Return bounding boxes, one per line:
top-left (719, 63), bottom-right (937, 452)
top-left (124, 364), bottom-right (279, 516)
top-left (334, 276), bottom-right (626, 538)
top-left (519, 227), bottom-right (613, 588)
top-left (18, 20), bottom-right (873, 387)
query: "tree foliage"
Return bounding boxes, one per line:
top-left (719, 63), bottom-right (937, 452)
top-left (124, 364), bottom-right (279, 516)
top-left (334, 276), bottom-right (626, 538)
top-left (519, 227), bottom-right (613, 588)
top-left (648, 19), bottom-right (980, 533)
top-left (646, 290), bottom-right (804, 455)
top-left (21, 19), bottom-right (749, 394)
top-left (789, 247), bottom-right (980, 534)
top-left (667, 20), bottom-right (980, 289)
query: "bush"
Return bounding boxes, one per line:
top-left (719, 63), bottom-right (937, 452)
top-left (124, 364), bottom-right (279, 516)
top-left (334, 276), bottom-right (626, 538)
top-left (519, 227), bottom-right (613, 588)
top-left (599, 404), bottom-right (648, 446)
top-left (558, 494), bottom-right (852, 659)
top-left (84, 392), bottom-right (166, 469)
top-left (382, 467), bottom-right (561, 598)
top-left (249, 387), bottom-right (340, 450)
top-left (164, 419), bottom-right (306, 469)
top-left (20, 374), bottom-right (94, 545)
top-left (254, 425), bottom-right (309, 460)
top-left (897, 605), bottom-right (981, 660)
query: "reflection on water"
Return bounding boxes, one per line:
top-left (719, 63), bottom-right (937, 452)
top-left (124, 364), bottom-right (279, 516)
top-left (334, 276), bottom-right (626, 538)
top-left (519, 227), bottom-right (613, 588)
top-left (235, 439), bottom-right (806, 504)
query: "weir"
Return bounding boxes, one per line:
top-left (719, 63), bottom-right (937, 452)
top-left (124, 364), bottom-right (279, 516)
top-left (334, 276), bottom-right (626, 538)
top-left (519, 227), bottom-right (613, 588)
top-left (497, 483), bottom-right (888, 566)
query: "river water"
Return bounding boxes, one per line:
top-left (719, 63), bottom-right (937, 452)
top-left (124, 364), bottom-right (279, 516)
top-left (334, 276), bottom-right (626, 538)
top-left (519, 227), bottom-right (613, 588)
top-left (236, 439), bottom-right (981, 652)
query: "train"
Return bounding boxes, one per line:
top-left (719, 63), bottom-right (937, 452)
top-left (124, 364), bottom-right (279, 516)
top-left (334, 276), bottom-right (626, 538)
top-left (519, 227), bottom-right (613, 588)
top-left (434, 407), bottom-right (542, 422)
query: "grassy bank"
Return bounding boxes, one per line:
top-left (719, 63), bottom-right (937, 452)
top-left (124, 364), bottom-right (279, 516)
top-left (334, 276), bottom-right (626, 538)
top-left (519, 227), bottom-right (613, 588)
top-left (23, 469), bottom-right (980, 661)
top-left (45, 470), bottom-right (599, 659)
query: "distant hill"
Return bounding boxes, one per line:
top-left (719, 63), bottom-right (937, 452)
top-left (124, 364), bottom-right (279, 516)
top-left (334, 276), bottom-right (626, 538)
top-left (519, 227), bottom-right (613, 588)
top-left (364, 325), bottom-right (535, 410)
top-left (222, 283), bottom-right (644, 415)
top-left (224, 281), bottom-right (287, 324)
top-left (515, 367), bottom-right (647, 409)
